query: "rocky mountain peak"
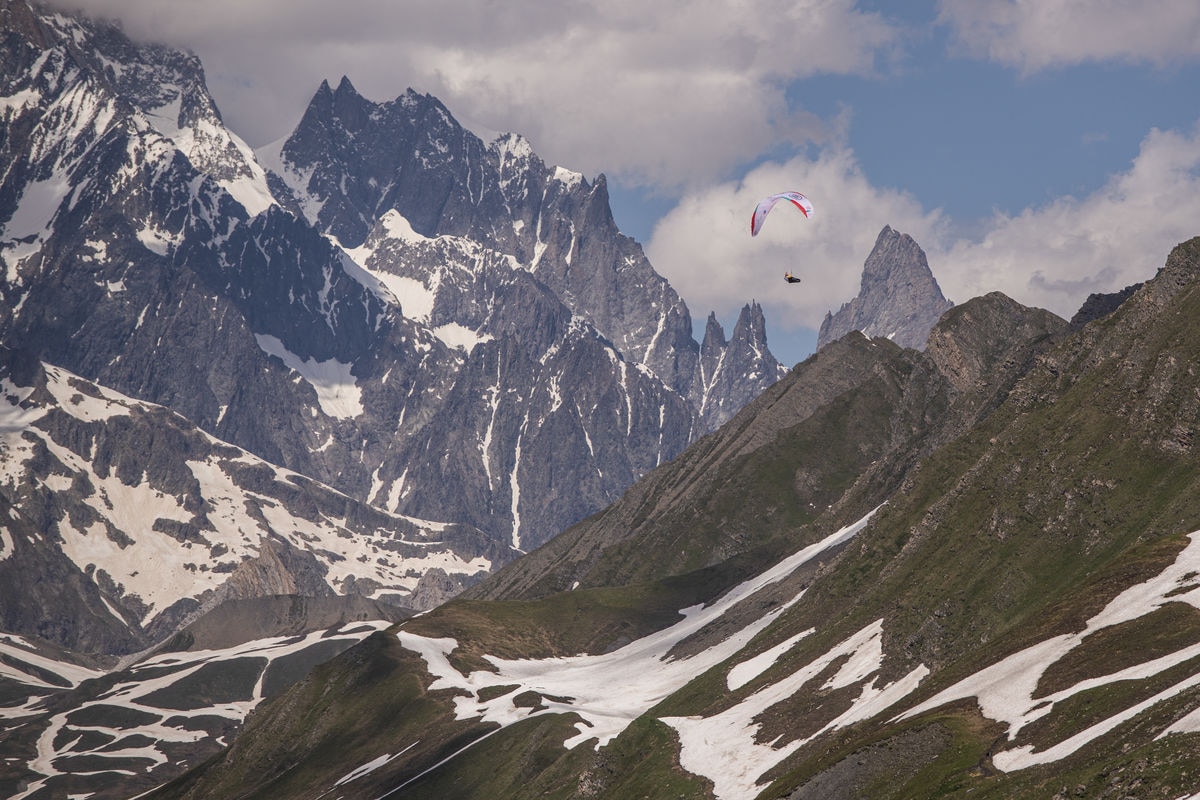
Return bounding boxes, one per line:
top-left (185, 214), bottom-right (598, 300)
top-left (692, 301), bottom-right (785, 432)
top-left (1069, 282), bottom-right (1142, 327)
top-left (701, 311), bottom-right (727, 353)
top-left (731, 299), bottom-right (769, 341)
top-left (817, 225), bottom-right (954, 351)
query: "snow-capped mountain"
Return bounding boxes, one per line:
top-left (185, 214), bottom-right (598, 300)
top-left (0, 4), bottom-right (791, 790)
top-left (129, 235), bottom-right (1200, 800)
top-left (0, 349), bottom-right (501, 652)
top-left (260, 74), bottom-right (783, 429)
top-left (0, 0), bottom-right (784, 634)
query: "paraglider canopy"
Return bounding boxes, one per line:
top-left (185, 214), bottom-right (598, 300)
top-left (750, 191), bottom-right (814, 236)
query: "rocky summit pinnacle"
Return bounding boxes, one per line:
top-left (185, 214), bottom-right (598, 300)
top-left (817, 225), bottom-right (954, 351)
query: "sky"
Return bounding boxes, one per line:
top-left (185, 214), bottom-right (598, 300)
top-left (50, 0), bottom-right (1200, 366)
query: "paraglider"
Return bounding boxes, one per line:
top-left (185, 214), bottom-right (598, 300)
top-left (750, 191), bottom-right (813, 237)
top-left (751, 191), bottom-right (814, 283)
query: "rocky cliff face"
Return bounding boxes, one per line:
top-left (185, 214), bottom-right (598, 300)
top-left (264, 76), bottom-right (784, 427)
top-left (817, 225), bottom-right (954, 351)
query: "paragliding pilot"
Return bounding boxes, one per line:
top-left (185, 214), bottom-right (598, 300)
top-left (784, 272), bottom-right (801, 284)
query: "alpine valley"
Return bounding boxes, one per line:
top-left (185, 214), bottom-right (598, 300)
top-left (4, 2), bottom-right (1200, 800)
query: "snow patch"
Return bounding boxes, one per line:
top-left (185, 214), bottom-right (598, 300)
top-left (0, 88), bottom-right (40, 116)
top-left (725, 629), bottom-right (813, 691)
top-left (433, 322), bottom-right (493, 354)
top-left (254, 334), bottom-right (363, 419)
top-left (4, 174), bottom-right (70, 241)
top-left (0, 633), bottom-right (104, 692)
top-left (666, 621), bottom-right (928, 800)
top-left (335, 745), bottom-right (415, 787)
top-left (553, 165), bottom-right (583, 189)
top-left (901, 529), bottom-right (1200, 772)
top-left (220, 171), bottom-right (276, 217)
top-left (395, 509), bottom-right (883, 773)
top-left (495, 132), bottom-right (534, 161)
top-left (340, 218), bottom-right (436, 321)
top-left (0, 525), bottom-right (13, 563)
top-left (136, 221), bottom-right (179, 256)
top-left (43, 365), bottom-right (132, 422)
top-left (379, 208), bottom-right (428, 244)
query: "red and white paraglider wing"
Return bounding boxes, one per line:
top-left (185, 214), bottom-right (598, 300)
top-left (750, 191), bottom-right (813, 236)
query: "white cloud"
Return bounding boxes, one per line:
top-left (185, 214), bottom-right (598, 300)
top-left (648, 120), bottom-right (1200, 332)
top-left (645, 148), bottom-right (943, 336)
top-left (51, 0), bottom-right (902, 186)
top-left (938, 0), bottom-right (1200, 72)
top-left (932, 122), bottom-right (1200, 317)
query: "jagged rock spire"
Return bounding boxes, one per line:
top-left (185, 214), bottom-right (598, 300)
top-left (817, 225), bottom-right (954, 351)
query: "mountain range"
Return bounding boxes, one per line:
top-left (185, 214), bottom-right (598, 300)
top-left (5, 2), bottom-right (1189, 799)
top-left (0, 0), bottom-right (788, 649)
top-left (0, 1), bottom-right (799, 793)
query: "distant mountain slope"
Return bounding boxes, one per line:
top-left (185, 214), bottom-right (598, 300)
top-left (471, 290), bottom-right (1065, 602)
top-left (0, 348), bottom-right (492, 654)
top-left (0, 617), bottom-right (396, 800)
top-left (818, 225), bottom-right (954, 351)
top-left (138, 238), bottom-right (1200, 800)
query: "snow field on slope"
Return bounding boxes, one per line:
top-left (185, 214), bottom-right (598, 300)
top-left (901, 528), bottom-right (1200, 771)
top-left (254, 333), bottom-right (364, 418)
top-left (391, 509), bottom-right (882, 797)
top-left (0, 633), bottom-right (105, 694)
top-left (0, 363), bottom-right (491, 620)
top-left (393, 510), bottom-right (1200, 799)
top-left (6, 622), bottom-right (392, 800)
top-left (340, 209), bottom-right (499, 354)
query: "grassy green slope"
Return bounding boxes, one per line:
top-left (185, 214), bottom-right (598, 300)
top-left (146, 302), bottom-right (1056, 798)
top-left (737, 237), bottom-right (1200, 798)
top-left (149, 238), bottom-right (1200, 800)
